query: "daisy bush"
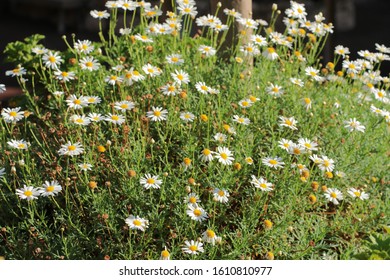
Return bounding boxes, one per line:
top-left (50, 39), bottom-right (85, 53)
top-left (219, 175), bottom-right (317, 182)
top-left (1, 1), bottom-right (389, 260)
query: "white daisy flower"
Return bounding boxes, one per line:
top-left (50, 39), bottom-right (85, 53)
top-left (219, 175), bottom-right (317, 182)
top-left (146, 106), bottom-right (168, 122)
top-left (105, 113), bottom-right (126, 125)
top-left (186, 203), bottom-right (208, 222)
top-left (344, 118), bottom-right (365, 133)
top-left (213, 188), bottom-right (229, 203)
top-left (125, 215), bottom-right (149, 231)
top-left (180, 112), bottom-right (195, 122)
top-left (140, 174), bottom-right (162, 190)
top-left (182, 240), bottom-right (204, 255)
top-left (324, 188), bottom-right (343, 205)
top-left (250, 175), bottom-right (273, 191)
top-left (114, 100), bottom-right (135, 112)
top-left (1, 107), bottom-right (25, 123)
top-left (347, 188), bottom-right (369, 200)
top-left (16, 185), bottom-right (40, 201)
top-left (7, 139), bottom-right (30, 150)
top-left (58, 141), bottom-right (84, 157)
top-left (262, 156), bottom-right (285, 169)
top-left (39, 180), bottom-right (62, 197)
top-left (214, 146), bottom-right (234, 165)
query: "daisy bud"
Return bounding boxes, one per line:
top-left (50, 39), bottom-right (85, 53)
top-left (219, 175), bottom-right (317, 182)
top-left (185, 186), bottom-right (191, 193)
top-left (88, 181), bottom-right (97, 190)
top-left (217, 2), bottom-right (221, 8)
top-left (325, 171), bottom-right (333, 179)
top-left (311, 181), bottom-right (319, 191)
top-left (106, 140), bottom-right (112, 146)
top-left (11, 166), bottom-right (16, 173)
top-left (287, 226), bottom-right (294, 232)
top-left (69, 58), bottom-right (77, 65)
top-left (264, 220), bottom-right (273, 229)
top-left (321, 185), bottom-right (328, 192)
top-left (188, 177), bottom-right (195, 185)
top-left (97, 145), bottom-right (106, 153)
top-left (272, 4), bottom-right (278, 11)
top-left (309, 194), bottom-right (317, 204)
top-left (146, 45), bottom-right (153, 53)
top-left (127, 170), bottom-right (137, 177)
top-left (233, 162), bottom-right (242, 171)
top-left (266, 251), bottom-right (275, 260)
top-left (163, 172), bottom-right (168, 177)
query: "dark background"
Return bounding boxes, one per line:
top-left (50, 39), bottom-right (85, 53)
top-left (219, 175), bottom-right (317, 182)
top-left (1, 0), bottom-right (389, 88)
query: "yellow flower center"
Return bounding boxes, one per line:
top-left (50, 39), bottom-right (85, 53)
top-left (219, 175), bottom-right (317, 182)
top-left (18, 144), bottom-right (26, 149)
top-left (206, 230), bottom-right (215, 238)
top-left (323, 160), bottom-right (330, 167)
top-left (46, 186), bottom-right (55, 192)
top-left (293, 148), bottom-right (301, 155)
top-left (24, 190), bottom-right (33, 197)
top-left (153, 111), bottom-right (161, 117)
top-left (86, 62), bottom-right (93, 68)
top-left (133, 220), bottom-right (142, 226)
top-left (177, 74), bottom-right (184, 80)
top-left (10, 111), bottom-right (17, 117)
top-left (354, 191), bottom-right (361, 197)
top-left (189, 245), bottom-right (197, 252)
top-left (161, 250), bottom-right (170, 258)
top-left (268, 47), bottom-right (275, 53)
top-left (220, 153), bottom-right (228, 160)
top-left (218, 190), bottom-right (225, 197)
top-left (285, 119), bottom-right (292, 126)
top-left (74, 99), bottom-right (81, 105)
top-left (189, 197), bottom-right (197, 204)
top-left (61, 72), bottom-right (68, 77)
top-left (242, 101), bottom-right (249, 106)
top-left (111, 115), bottom-right (119, 121)
top-left (49, 56), bottom-right (56, 63)
top-left (171, 57), bottom-right (179, 62)
top-left (260, 183), bottom-right (267, 189)
top-left (120, 104), bottom-right (128, 109)
top-left (330, 192), bottom-right (337, 198)
top-left (183, 158), bottom-right (191, 165)
top-left (269, 159), bottom-right (277, 165)
top-left (68, 145), bottom-right (76, 151)
top-left (193, 209), bottom-right (202, 216)
top-left (146, 178), bottom-right (155, 184)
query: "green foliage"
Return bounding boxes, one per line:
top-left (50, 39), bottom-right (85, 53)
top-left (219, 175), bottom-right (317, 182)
top-left (353, 226), bottom-right (390, 260)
